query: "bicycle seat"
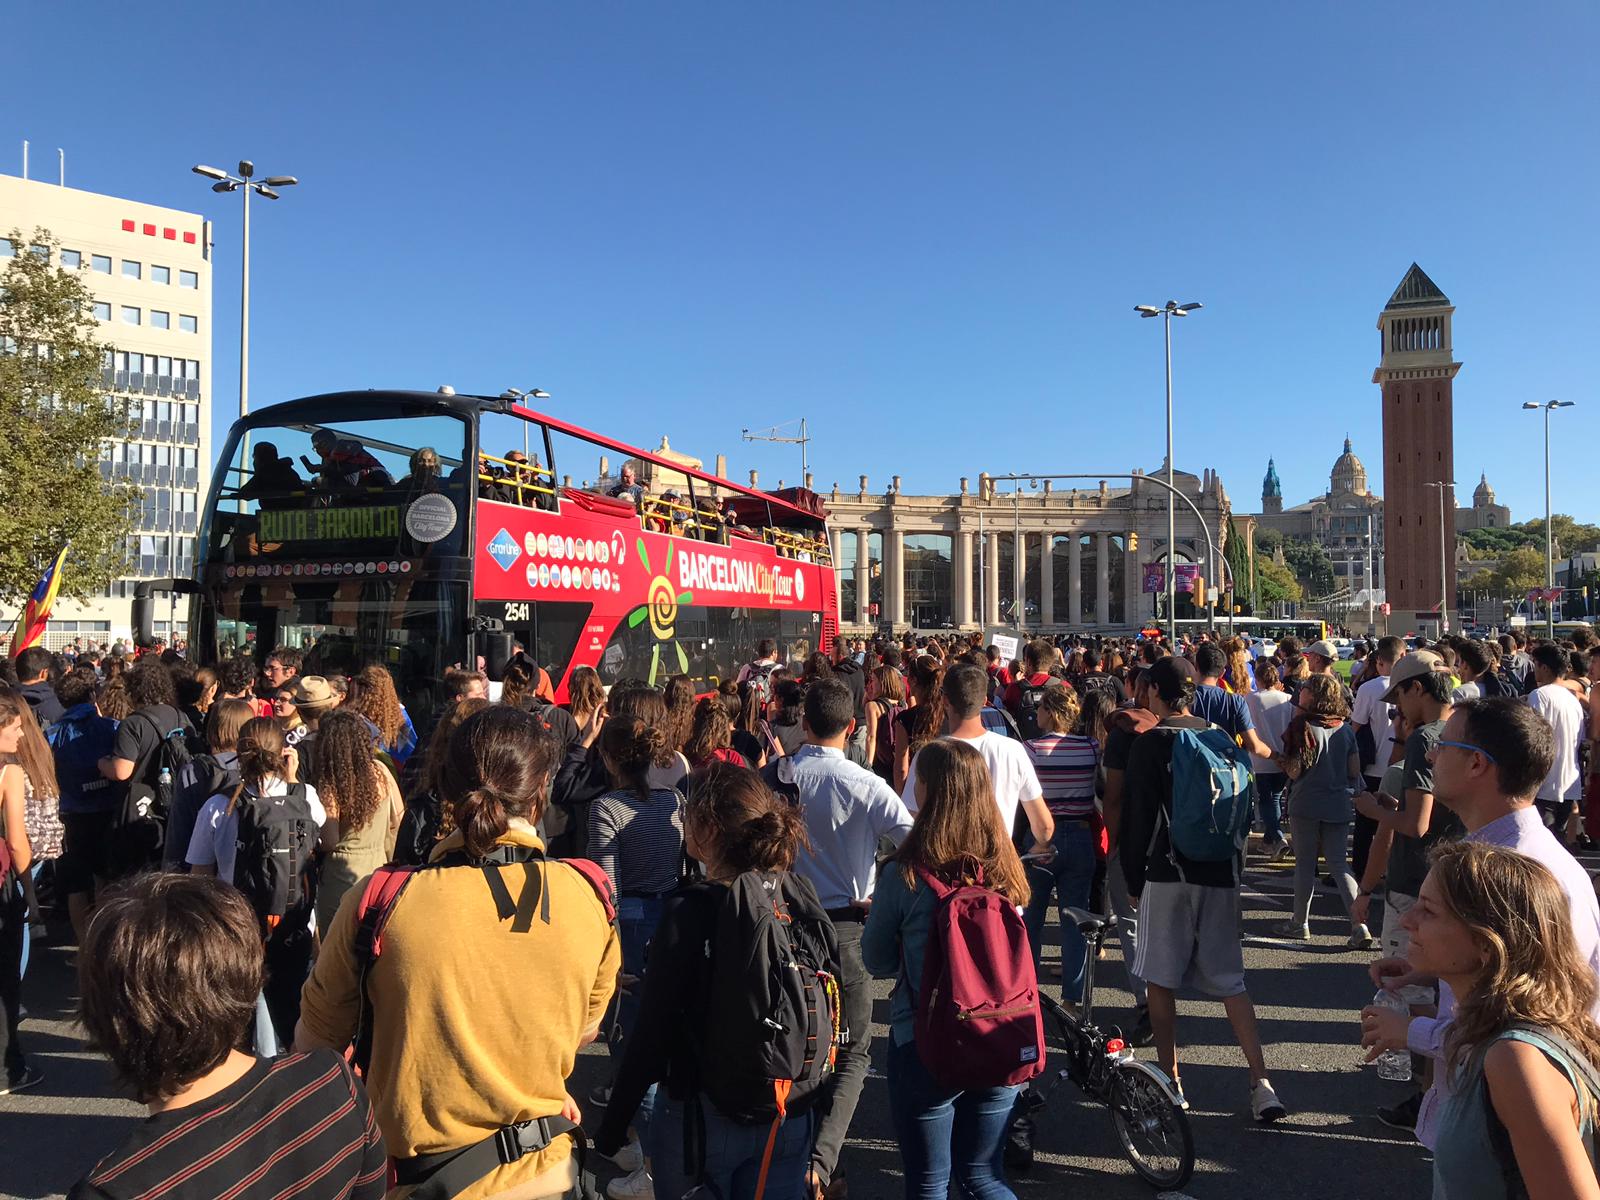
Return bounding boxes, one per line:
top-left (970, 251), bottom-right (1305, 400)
top-left (1066, 907), bottom-right (1115, 934)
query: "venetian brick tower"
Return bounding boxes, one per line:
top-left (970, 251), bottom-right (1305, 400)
top-left (1376, 264), bottom-right (1460, 627)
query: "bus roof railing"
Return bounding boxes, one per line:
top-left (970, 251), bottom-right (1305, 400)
top-left (234, 391), bottom-right (830, 529)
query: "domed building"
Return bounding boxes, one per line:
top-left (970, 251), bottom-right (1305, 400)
top-left (1249, 437), bottom-right (1387, 596)
top-left (1456, 471), bottom-right (1511, 531)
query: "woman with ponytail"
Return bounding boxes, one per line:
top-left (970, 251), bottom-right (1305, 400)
top-left (297, 706), bottom-right (621, 1200)
top-left (186, 717), bottom-right (327, 1051)
top-left (893, 657), bottom-right (945, 791)
top-left (594, 763), bottom-right (820, 1200)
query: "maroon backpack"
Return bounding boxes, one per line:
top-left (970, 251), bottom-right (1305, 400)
top-left (913, 865), bottom-right (1045, 1091)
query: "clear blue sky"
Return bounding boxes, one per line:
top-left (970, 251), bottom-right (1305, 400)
top-left (8, 1), bottom-right (1597, 522)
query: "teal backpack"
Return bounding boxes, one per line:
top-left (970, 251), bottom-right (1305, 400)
top-left (1166, 726), bottom-right (1254, 867)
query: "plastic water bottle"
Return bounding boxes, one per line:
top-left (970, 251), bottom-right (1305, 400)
top-left (157, 764), bottom-right (174, 806)
top-left (1371, 989), bottom-right (1412, 1081)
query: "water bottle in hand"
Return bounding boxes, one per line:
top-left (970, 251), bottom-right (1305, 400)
top-left (1370, 989), bottom-right (1412, 1082)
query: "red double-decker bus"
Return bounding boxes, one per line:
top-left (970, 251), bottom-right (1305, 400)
top-left (141, 389), bottom-right (838, 723)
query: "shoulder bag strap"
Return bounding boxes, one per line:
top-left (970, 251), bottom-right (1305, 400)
top-left (396, 1115), bottom-right (585, 1200)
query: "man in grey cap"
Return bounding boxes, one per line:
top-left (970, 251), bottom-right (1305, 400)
top-left (1350, 650), bottom-right (1463, 1132)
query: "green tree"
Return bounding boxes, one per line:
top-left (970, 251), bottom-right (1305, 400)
top-left (1282, 537), bottom-right (1336, 597)
top-left (1254, 527), bottom-right (1284, 557)
top-left (1225, 514), bottom-right (1253, 606)
top-left (1256, 555), bottom-right (1302, 605)
top-left (0, 228), bottom-right (136, 606)
top-left (1477, 546), bottom-right (1547, 597)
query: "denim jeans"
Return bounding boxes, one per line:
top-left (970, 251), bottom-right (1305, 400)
top-left (1255, 773), bottom-right (1287, 843)
top-left (810, 915), bottom-right (870, 1185)
top-left (616, 896), bottom-right (667, 1045)
top-left (649, 1090), bottom-right (815, 1200)
top-left (887, 1038), bottom-right (1018, 1200)
top-left (1021, 822), bottom-right (1099, 1004)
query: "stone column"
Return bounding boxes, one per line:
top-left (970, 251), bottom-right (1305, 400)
top-left (855, 526), bottom-right (871, 626)
top-left (1040, 533), bottom-right (1054, 627)
top-left (1068, 534), bottom-right (1082, 627)
top-left (1096, 532), bottom-right (1111, 625)
top-left (1012, 532), bottom-right (1026, 630)
top-left (956, 530), bottom-right (975, 628)
top-left (888, 529), bottom-right (905, 627)
top-left (985, 532), bottom-right (1001, 627)
top-left (1124, 539), bottom-right (1142, 628)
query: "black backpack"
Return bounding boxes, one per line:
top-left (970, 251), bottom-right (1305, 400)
top-left (112, 710), bottom-right (198, 874)
top-left (1012, 679), bottom-right (1058, 741)
top-left (693, 871), bottom-right (844, 1126)
top-left (232, 782), bottom-right (319, 931)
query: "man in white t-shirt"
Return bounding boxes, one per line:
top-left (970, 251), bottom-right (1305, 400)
top-left (1527, 643), bottom-right (1586, 838)
top-left (901, 663), bottom-right (1054, 852)
top-left (1350, 635), bottom-right (1404, 878)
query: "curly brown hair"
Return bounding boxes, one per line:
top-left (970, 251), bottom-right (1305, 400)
top-left (351, 665), bottom-right (405, 749)
top-left (311, 710), bottom-right (386, 834)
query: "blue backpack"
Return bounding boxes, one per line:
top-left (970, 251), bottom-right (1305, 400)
top-left (1166, 726), bottom-right (1254, 866)
top-left (48, 706), bottom-right (126, 814)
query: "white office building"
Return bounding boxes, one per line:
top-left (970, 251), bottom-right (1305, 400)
top-left (0, 171), bottom-right (214, 648)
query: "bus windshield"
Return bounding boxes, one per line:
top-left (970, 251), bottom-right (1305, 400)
top-left (202, 408), bottom-right (471, 565)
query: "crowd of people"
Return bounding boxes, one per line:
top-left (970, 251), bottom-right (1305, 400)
top-left (2, 620), bottom-right (1600, 1199)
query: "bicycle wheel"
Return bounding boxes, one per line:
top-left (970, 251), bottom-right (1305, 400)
top-left (1109, 1059), bottom-right (1194, 1190)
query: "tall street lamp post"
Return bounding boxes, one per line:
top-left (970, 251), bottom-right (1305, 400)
top-left (191, 161), bottom-right (298, 422)
top-left (1136, 300), bottom-right (1202, 639)
top-left (1523, 400), bottom-right (1576, 638)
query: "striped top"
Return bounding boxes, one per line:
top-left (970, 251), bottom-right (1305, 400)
top-left (1023, 733), bottom-right (1100, 820)
top-left (69, 1051), bottom-right (387, 1200)
top-left (588, 786), bottom-right (686, 898)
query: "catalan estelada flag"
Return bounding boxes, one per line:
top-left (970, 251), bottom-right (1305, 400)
top-left (13, 546), bottom-right (69, 654)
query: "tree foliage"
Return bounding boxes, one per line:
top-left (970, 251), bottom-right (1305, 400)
top-left (0, 228), bottom-right (136, 606)
top-left (1472, 547), bottom-right (1548, 597)
top-left (1254, 527), bottom-right (1284, 556)
top-left (1256, 554), bottom-right (1303, 605)
top-left (1282, 537), bottom-right (1336, 598)
top-left (1461, 516), bottom-right (1600, 559)
top-left (1225, 514), bottom-right (1253, 604)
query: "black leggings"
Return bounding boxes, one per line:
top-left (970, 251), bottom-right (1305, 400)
top-left (0, 883), bottom-right (26, 1079)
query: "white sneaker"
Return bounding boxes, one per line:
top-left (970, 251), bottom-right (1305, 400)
top-left (606, 1166), bottom-right (654, 1200)
top-left (1251, 1077), bottom-right (1287, 1123)
top-left (598, 1138), bottom-right (644, 1174)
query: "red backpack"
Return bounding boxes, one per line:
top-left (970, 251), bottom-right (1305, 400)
top-left (913, 865), bottom-right (1045, 1091)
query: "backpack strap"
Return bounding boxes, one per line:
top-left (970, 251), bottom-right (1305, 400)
top-left (351, 865), bottom-right (421, 1074)
top-left (1481, 1023), bottom-right (1600, 1196)
top-left (562, 857), bottom-right (618, 924)
top-left (393, 1114), bottom-right (588, 1200)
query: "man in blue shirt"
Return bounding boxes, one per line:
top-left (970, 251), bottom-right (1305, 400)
top-left (1190, 643), bottom-right (1273, 759)
top-left (775, 679), bottom-right (914, 1198)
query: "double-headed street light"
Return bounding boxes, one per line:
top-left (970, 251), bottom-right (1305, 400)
top-left (1522, 400), bottom-right (1577, 638)
top-left (1136, 300), bottom-right (1202, 638)
top-left (192, 161), bottom-right (299, 421)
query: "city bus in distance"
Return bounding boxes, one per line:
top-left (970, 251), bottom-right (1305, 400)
top-left (1172, 616), bottom-right (1328, 644)
top-left (139, 389), bottom-right (839, 724)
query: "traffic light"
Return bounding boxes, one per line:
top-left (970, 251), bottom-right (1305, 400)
top-left (1194, 576), bottom-right (1206, 605)
top-left (1127, 531), bottom-right (1139, 553)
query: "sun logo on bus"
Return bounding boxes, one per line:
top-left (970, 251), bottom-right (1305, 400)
top-left (626, 537), bottom-right (695, 685)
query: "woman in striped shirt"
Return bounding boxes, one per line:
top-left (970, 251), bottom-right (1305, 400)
top-left (1020, 686), bottom-right (1102, 1006)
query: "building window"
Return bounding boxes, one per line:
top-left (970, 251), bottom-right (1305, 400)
top-left (179, 269), bottom-right (198, 288)
top-left (93, 301), bottom-right (111, 322)
top-left (91, 254), bottom-right (111, 273)
top-left (178, 314), bottom-right (197, 334)
top-left (151, 265), bottom-right (170, 285)
top-left (150, 310), bottom-right (170, 330)
top-left (61, 249), bottom-right (82, 269)
top-left (29, 244), bottom-right (49, 260)
top-left (121, 306), bottom-right (140, 326)
top-left (123, 260), bottom-right (141, 280)
top-left (0, 240), bottom-right (12, 258)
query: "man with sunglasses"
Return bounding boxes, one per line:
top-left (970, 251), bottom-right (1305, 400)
top-left (1359, 697), bottom-right (1600, 1151)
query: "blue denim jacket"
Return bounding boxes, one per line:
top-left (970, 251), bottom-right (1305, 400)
top-left (862, 866), bottom-right (937, 1047)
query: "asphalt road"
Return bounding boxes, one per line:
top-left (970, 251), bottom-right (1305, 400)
top-left (2, 849), bottom-right (1437, 1200)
